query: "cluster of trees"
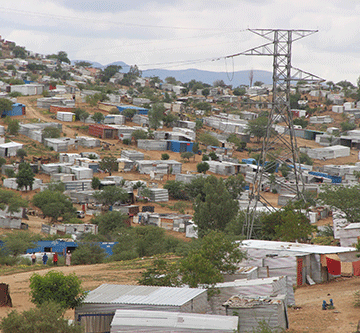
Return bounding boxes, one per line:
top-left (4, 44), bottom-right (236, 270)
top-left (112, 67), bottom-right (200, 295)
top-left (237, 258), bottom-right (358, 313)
top-left (0, 271), bottom-right (84, 332)
top-left (147, 103), bottom-right (178, 129)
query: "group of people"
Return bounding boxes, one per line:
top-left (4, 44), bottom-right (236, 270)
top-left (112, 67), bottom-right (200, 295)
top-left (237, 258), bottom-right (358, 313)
top-left (30, 251), bottom-right (71, 266)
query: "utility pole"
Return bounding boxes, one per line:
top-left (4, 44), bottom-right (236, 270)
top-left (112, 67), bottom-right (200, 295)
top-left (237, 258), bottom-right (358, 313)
top-left (226, 29), bottom-right (324, 239)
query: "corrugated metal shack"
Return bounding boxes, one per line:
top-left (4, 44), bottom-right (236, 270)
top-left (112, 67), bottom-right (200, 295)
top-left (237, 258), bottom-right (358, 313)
top-left (110, 309), bottom-right (238, 333)
top-left (120, 149), bottom-right (144, 161)
top-left (75, 284), bottom-right (208, 333)
top-left (167, 140), bottom-right (194, 153)
top-left (132, 114), bottom-right (149, 126)
top-left (238, 240), bottom-right (356, 286)
top-left (207, 161), bottom-right (240, 176)
top-left (223, 295), bottom-right (288, 333)
top-left (208, 276), bottom-right (294, 316)
top-left (57, 111), bottom-right (74, 122)
top-left (104, 115), bottom-right (125, 125)
top-left (0, 142), bottom-right (23, 157)
top-left (41, 223), bottom-right (98, 237)
top-left (137, 160), bottom-right (182, 175)
top-left (116, 104), bottom-right (148, 115)
top-left (137, 139), bottom-right (167, 151)
top-left (1, 103), bottom-right (26, 117)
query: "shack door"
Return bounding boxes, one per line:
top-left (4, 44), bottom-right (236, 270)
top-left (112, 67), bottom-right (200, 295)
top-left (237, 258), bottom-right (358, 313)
top-left (297, 258), bottom-right (304, 286)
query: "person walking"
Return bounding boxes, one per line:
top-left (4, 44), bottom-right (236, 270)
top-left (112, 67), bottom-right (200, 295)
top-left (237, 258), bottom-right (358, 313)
top-left (31, 252), bottom-right (36, 265)
top-left (42, 253), bottom-right (48, 265)
top-left (53, 252), bottom-right (58, 266)
top-left (65, 251), bottom-right (71, 266)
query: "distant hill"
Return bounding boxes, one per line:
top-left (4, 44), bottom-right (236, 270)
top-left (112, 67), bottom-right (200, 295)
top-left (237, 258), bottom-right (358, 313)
top-left (72, 60), bottom-right (272, 86)
top-left (142, 68), bottom-right (272, 87)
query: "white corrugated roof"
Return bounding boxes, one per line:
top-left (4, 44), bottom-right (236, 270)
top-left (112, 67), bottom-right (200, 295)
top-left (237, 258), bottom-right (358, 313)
top-left (111, 309), bottom-right (238, 331)
top-left (84, 284), bottom-right (206, 306)
top-left (239, 240), bottom-right (356, 254)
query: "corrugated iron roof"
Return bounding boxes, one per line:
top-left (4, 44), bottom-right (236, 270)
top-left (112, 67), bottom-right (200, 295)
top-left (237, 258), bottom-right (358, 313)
top-left (84, 284), bottom-right (206, 306)
top-left (239, 240), bottom-right (356, 254)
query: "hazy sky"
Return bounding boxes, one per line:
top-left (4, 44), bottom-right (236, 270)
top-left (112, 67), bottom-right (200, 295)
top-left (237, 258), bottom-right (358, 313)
top-left (1, 0), bottom-right (359, 84)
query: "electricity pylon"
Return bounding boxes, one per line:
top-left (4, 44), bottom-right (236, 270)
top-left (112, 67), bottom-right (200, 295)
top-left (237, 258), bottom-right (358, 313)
top-left (226, 29), bottom-right (324, 239)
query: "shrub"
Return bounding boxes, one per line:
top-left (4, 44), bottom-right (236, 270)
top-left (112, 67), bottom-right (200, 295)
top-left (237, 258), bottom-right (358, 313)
top-left (29, 271), bottom-right (84, 309)
top-left (208, 151), bottom-right (218, 161)
top-left (197, 162), bottom-right (209, 174)
top-left (0, 301), bottom-right (83, 333)
top-left (202, 154), bottom-right (209, 161)
top-left (71, 243), bottom-right (106, 265)
top-left (122, 138), bottom-right (131, 145)
top-left (161, 153), bottom-right (170, 160)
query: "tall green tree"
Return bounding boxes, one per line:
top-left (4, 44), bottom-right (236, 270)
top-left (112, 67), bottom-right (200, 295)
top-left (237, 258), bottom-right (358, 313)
top-left (246, 116), bottom-right (269, 143)
top-left (91, 211), bottom-right (129, 235)
top-left (318, 185), bottom-right (360, 223)
top-left (98, 156), bottom-right (117, 175)
top-left (0, 188), bottom-right (28, 215)
top-left (92, 186), bottom-right (129, 207)
top-left (29, 271), bottom-right (84, 309)
top-left (0, 98), bottom-right (13, 117)
top-left (193, 177), bottom-right (238, 236)
top-left (2, 231), bottom-right (38, 257)
top-left (32, 190), bottom-right (76, 222)
top-left (92, 112), bottom-right (105, 123)
top-left (260, 203), bottom-right (316, 241)
top-left (148, 103), bottom-right (165, 130)
top-left (16, 162), bottom-right (35, 191)
top-left (101, 65), bottom-right (122, 82)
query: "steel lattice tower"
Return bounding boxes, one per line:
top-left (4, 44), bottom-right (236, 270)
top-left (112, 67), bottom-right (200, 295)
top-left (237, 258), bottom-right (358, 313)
top-left (226, 29), bottom-right (323, 239)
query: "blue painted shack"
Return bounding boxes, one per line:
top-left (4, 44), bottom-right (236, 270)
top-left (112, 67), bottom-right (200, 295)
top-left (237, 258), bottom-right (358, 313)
top-left (167, 140), bottom-right (193, 153)
top-left (116, 105), bottom-right (148, 115)
top-left (26, 240), bottom-right (118, 256)
top-left (1, 103), bottom-right (26, 117)
top-left (308, 171), bottom-right (342, 184)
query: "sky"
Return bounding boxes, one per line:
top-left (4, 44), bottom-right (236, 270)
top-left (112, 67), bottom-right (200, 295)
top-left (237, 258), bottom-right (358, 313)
top-left (1, 0), bottom-right (360, 85)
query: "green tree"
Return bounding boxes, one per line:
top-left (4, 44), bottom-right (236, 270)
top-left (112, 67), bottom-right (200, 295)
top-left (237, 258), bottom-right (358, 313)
top-left (16, 162), bottom-right (35, 191)
top-left (254, 81), bottom-right (264, 86)
top-left (98, 156), bottom-right (117, 176)
top-left (43, 126), bottom-right (61, 138)
top-left (138, 259), bottom-right (180, 287)
top-left (0, 188), bottom-right (28, 215)
top-left (93, 186), bottom-right (129, 207)
top-left (71, 243), bottom-right (106, 265)
top-left (181, 152), bottom-right (194, 161)
top-left (0, 301), bottom-right (84, 333)
top-left (148, 103), bottom-right (165, 130)
top-left (16, 148), bottom-right (27, 162)
top-left (293, 117), bottom-right (309, 129)
top-left (202, 88), bottom-right (210, 97)
top-left (3, 231), bottom-right (37, 257)
top-left (193, 177), bottom-right (238, 235)
top-left (163, 113), bottom-right (178, 127)
top-left (185, 176), bottom-right (207, 201)
top-left (340, 121), bottom-right (356, 133)
top-left (92, 112), bottom-right (105, 123)
top-left (122, 108), bottom-right (136, 120)
top-left (132, 129), bottom-right (148, 142)
top-left (74, 108), bottom-right (87, 121)
top-left (165, 76), bottom-right (177, 85)
top-left (91, 176), bottom-right (101, 190)
top-left (79, 110), bottom-right (89, 123)
top-left (224, 174), bottom-right (245, 200)
top-left (247, 116), bottom-right (268, 143)
top-left (233, 87), bottom-right (246, 96)
top-left (0, 98), bottom-right (13, 117)
top-left (32, 190), bottom-right (76, 222)
top-left (101, 65), bottom-right (122, 82)
top-left (56, 51), bottom-right (71, 64)
top-left (163, 180), bottom-right (189, 200)
top-left (260, 203), bottom-right (316, 241)
top-left (198, 132), bottom-right (219, 146)
top-left (7, 119), bottom-right (19, 135)
top-left (193, 101), bottom-right (211, 113)
top-left (91, 211), bottom-right (128, 235)
top-left (12, 46), bottom-right (27, 59)
top-left (318, 185), bottom-right (360, 223)
top-left (197, 162), bottom-right (209, 174)
top-left (29, 271), bottom-right (84, 309)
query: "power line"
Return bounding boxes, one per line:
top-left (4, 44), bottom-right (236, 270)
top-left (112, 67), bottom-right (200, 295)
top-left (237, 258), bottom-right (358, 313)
top-left (0, 6), bottom-right (235, 32)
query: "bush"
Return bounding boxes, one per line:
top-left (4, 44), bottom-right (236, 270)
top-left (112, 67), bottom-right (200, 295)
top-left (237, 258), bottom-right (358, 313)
top-left (0, 301), bottom-right (83, 333)
top-left (181, 152), bottom-right (194, 161)
top-left (163, 180), bottom-right (189, 200)
top-left (202, 154), bottom-right (209, 161)
top-left (208, 151), bottom-right (218, 161)
top-left (161, 153), bottom-right (170, 160)
top-left (71, 243), bottom-right (106, 265)
top-left (122, 138), bottom-right (131, 145)
top-left (197, 162), bottom-right (209, 174)
top-left (29, 271), bottom-right (84, 309)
